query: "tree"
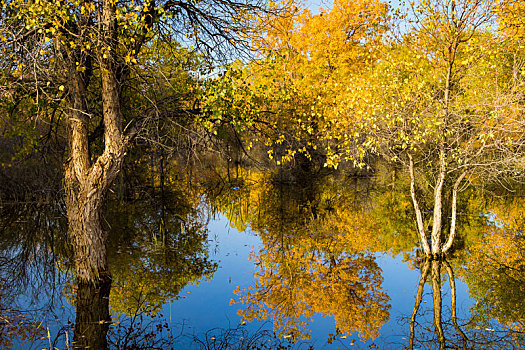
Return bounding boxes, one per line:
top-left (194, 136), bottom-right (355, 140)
top-left (200, 0), bottom-right (389, 165)
top-left (0, 0), bottom-right (272, 283)
top-left (204, 0), bottom-right (525, 259)
top-left (327, 0), bottom-right (525, 257)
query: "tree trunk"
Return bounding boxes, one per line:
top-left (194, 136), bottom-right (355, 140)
top-left (65, 168), bottom-right (109, 282)
top-left (442, 172), bottom-right (466, 254)
top-left (408, 153), bottom-right (431, 256)
top-left (430, 150), bottom-right (446, 256)
top-left (62, 0), bottom-right (128, 284)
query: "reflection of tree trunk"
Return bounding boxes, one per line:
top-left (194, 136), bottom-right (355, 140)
top-left (409, 259), bottom-right (430, 350)
top-left (73, 279), bottom-right (111, 349)
top-left (444, 260), bottom-right (469, 348)
top-left (431, 260), bottom-right (445, 350)
top-left (410, 259), bottom-right (469, 349)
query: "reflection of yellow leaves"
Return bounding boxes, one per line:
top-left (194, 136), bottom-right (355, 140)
top-left (0, 310), bottom-right (46, 348)
top-left (236, 238), bottom-right (390, 341)
top-left (463, 196), bottom-right (525, 331)
top-left (317, 201), bottom-right (379, 252)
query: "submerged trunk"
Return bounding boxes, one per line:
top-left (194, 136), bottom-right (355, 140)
top-left (64, 76), bottom-right (126, 282)
top-left (64, 151), bottom-right (125, 282)
top-left (62, 47), bottom-right (111, 283)
top-left (65, 169), bottom-right (109, 282)
top-left (64, 137), bottom-right (127, 283)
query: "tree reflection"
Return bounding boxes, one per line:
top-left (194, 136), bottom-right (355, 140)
top-left (105, 191), bottom-right (217, 317)
top-left (409, 259), bottom-right (469, 350)
top-left (227, 166), bottom-right (391, 341)
top-left (73, 280), bottom-right (112, 349)
top-left (0, 161), bottom-right (218, 348)
top-left (236, 242), bottom-right (390, 341)
top-left (461, 196), bottom-right (525, 337)
top-left (0, 201), bottom-right (68, 348)
top-left (408, 256), bottom-right (525, 349)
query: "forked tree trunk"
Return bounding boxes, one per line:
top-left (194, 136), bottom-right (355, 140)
top-left (65, 149), bottom-right (125, 283)
top-left (408, 153), bottom-right (465, 258)
top-left (62, 0), bottom-right (128, 284)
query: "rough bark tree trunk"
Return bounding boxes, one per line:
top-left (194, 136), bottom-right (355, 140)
top-left (62, 0), bottom-right (129, 284)
top-left (62, 43), bottom-right (114, 283)
top-left (65, 168), bottom-right (110, 282)
top-left (65, 148), bottom-right (125, 282)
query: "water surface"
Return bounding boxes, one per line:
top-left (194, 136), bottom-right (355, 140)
top-left (1, 164), bottom-right (524, 349)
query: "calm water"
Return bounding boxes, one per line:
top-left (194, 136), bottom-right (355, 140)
top-left (1, 164), bottom-right (524, 349)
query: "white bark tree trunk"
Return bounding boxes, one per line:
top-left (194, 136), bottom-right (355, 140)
top-left (430, 150), bottom-right (446, 256)
top-left (442, 172), bottom-right (466, 254)
top-left (408, 153), bottom-right (431, 256)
